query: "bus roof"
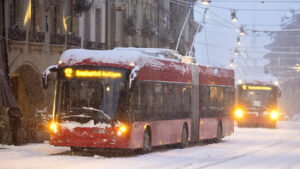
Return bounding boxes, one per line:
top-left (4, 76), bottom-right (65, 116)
top-left (58, 48), bottom-right (182, 69)
top-left (237, 75), bottom-right (279, 86)
top-left (57, 48), bottom-right (234, 85)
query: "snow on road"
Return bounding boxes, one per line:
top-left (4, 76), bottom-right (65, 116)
top-left (1, 121), bottom-right (300, 169)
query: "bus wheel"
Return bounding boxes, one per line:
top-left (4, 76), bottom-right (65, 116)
top-left (180, 125), bottom-right (188, 148)
top-left (214, 123), bottom-right (223, 143)
top-left (269, 122), bottom-right (277, 129)
top-left (142, 130), bottom-right (152, 153)
top-left (70, 147), bottom-right (83, 153)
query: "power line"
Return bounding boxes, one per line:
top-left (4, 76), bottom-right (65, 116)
top-left (207, 0), bottom-right (300, 3)
top-left (195, 4), bottom-right (300, 12)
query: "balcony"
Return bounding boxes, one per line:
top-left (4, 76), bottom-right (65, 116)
top-left (50, 33), bottom-right (65, 45)
top-left (8, 27), bottom-right (26, 41)
top-left (142, 20), bottom-right (158, 37)
top-left (84, 41), bottom-right (105, 50)
top-left (124, 17), bottom-right (140, 35)
top-left (29, 32), bottom-right (45, 43)
top-left (67, 34), bottom-right (81, 47)
top-left (95, 42), bottom-right (105, 50)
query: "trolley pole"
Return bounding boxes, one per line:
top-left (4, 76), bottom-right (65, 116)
top-left (175, 7), bottom-right (191, 53)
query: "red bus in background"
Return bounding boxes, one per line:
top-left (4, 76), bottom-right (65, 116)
top-left (234, 76), bottom-right (281, 128)
top-left (45, 48), bottom-right (235, 153)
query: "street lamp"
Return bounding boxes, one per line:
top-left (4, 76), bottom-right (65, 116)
top-left (237, 37), bottom-right (241, 45)
top-left (201, 0), bottom-right (211, 5)
top-left (291, 64), bottom-right (300, 72)
top-left (234, 48), bottom-right (240, 56)
top-left (240, 26), bottom-right (245, 36)
top-left (231, 10), bottom-right (238, 22)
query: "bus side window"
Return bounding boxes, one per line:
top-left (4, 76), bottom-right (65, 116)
top-left (200, 86), bottom-right (210, 117)
top-left (182, 85), bottom-right (191, 118)
top-left (210, 87), bottom-right (218, 110)
top-left (224, 87), bottom-right (234, 115)
top-left (174, 84), bottom-right (183, 118)
top-left (218, 87), bottom-right (224, 113)
top-left (131, 82), bottom-right (140, 121)
top-left (141, 82), bottom-right (153, 121)
top-left (163, 84), bottom-right (172, 120)
top-left (153, 83), bottom-right (163, 120)
top-left (209, 87), bottom-right (224, 116)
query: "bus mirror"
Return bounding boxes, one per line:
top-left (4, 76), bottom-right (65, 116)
top-left (129, 66), bottom-right (140, 89)
top-left (42, 65), bottom-right (57, 89)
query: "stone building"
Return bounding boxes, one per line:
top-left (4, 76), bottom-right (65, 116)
top-left (1, 0), bottom-right (197, 143)
top-left (264, 12), bottom-right (300, 117)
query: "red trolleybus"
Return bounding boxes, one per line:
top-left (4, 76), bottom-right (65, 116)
top-left (234, 76), bottom-right (281, 128)
top-left (44, 48), bottom-right (235, 152)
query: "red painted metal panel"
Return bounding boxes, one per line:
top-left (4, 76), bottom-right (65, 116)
top-left (199, 117), bottom-right (234, 140)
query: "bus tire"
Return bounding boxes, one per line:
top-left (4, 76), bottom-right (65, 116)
top-left (70, 147), bottom-right (83, 153)
top-left (180, 124), bottom-right (188, 148)
top-left (142, 129), bottom-right (152, 153)
top-left (269, 122), bottom-right (277, 129)
top-left (214, 123), bottom-right (223, 143)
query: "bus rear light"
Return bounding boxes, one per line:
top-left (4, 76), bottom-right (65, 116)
top-left (234, 108), bottom-right (244, 119)
top-left (269, 110), bottom-right (279, 120)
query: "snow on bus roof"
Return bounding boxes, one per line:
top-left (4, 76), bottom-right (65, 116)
top-left (237, 74), bottom-right (279, 86)
top-left (59, 48), bottom-right (182, 67)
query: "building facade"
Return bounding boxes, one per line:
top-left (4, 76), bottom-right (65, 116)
top-left (1, 0), bottom-right (197, 143)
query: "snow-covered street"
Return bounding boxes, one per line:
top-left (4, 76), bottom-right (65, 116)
top-left (1, 121), bottom-right (300, 169)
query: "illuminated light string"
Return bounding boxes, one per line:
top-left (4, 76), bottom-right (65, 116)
top-left (195, 41), bottom-right (300, 56)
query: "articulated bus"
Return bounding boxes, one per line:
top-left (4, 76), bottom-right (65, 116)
top-left (44, 48), bottom-right (235, 152)
top-left (234, 76), bottom-right (281, 128)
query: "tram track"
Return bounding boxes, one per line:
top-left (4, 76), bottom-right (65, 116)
top-left (179, 133), bottom-right (298, 169)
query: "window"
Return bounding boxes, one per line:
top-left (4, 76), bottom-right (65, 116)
top-left (141, 82), bottom-right (153, 120)
top-left (163, 84), bottom-right (174, 117)
top-left (31, 0), bottom-right (41, 33)
top-left (10, 0), bottom-right (23, 28)
top-left (224, 87), bottom-right (234, 115)
top-left (153, 83), bottom-right (163, 115)
top-left (209, 87), bottom-right (224, 108)
top-left (95, 8), bottom-right (102, 42)
top-left (84, 10), bottom-right (91, 41)
top-left (200, 86), bottom-right (210, 116)
top-left (52, 4), bottom-right (61, 34)
top-left (182, 85), bottom-right (191, 117)
top-left (131, 82), bottom-right (192, 121)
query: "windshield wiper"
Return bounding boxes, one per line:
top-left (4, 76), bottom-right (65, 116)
top-left (82, 107), bottom-right (111, 120)
top-left (61, 114), bottom-right (91, 119)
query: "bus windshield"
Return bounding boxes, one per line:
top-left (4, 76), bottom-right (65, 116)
top-left (238, 86), bottom-right (277, 109)
top-left (55, 67), bottom-right (130, 124)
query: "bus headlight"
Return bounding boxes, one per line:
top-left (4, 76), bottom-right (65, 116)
top-left (49, 121), bottom-right (58, 134)
top-left (234, 108), bottom-right (244, 119)
top-left (270, 110), bottom-right (279, 120)
top-left (117, 125), bottom-right (128, 136)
